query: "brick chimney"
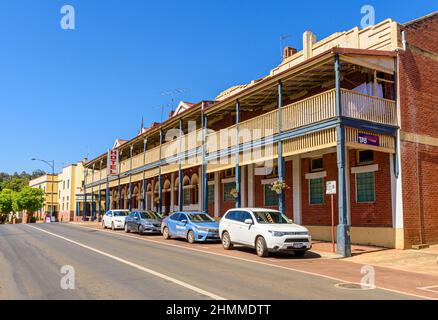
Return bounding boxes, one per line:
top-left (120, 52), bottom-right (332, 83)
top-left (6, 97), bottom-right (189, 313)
top-left (283, 46), bottom-right (297, 60)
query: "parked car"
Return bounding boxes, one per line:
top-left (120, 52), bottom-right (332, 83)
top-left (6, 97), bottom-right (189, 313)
top-left (219, 208), bottom-right (312, 257)
top-left (102, 210), bottom-right (130, 230)
top-left (125, 210), bottom-right (162, 235)
top-left (161, 212), bottom-right (220, 243)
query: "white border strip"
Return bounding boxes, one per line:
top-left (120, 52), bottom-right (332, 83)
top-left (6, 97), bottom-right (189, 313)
top-left (305, 171), bottom-right (327, 180)
top-left (351, 164), bottom-right (379, 174)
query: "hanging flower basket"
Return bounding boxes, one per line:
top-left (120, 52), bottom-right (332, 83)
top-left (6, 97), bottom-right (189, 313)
top-left (229, 188), bottom-right (239, 199)
top-left (270, 180), bottom-right (289, 195)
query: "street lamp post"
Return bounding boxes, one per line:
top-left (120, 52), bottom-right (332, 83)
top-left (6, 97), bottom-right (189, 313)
top-left (31, 158), bottom-right (55, 220)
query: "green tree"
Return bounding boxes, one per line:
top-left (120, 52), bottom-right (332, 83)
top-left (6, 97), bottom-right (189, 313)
top-left (0, 189), bottom-right (18, 223)
top-left (1, 177), bottom-right (29, 192)
top-left (15, 187), bottom-right (44, 214)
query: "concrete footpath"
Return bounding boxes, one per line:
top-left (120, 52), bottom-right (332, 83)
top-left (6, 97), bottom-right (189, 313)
top-left (68, 221), bottom-right (438, 299)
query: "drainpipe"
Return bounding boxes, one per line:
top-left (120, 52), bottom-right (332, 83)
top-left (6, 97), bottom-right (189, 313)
top-left (142, 138), bottom-right (147, 210)
top-left (178, 119), bottom-right (183, 212)
top-left (401, 31), bottom-right (407, 51)
top-left (235, 100), bottom-right (241, 208)
top-left (277, 80), bottom-right (286, 215)
top-left (202, 102), bottom-right (209, 213)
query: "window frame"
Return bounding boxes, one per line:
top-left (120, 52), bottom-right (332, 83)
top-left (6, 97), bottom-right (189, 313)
top-left (224, 168), bottom-right (235, 178)
top-left (311, 157), bottom-right (324, 172)
top-left (223, 182), bottom-right (235, 202)
top-left (207, 184), bottom-right (214, 203)
top-left (309, 177), bottom-right (324, 205)
top-left (357, 150), bottom-right (374, 166)
top-left (263, 183), bottom-right (278, 207)
top-left (355, 171), bottom-right (376, 203)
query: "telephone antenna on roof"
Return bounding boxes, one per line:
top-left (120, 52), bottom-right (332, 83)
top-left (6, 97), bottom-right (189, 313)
top-left (159, 88), bottom-right (188, 122)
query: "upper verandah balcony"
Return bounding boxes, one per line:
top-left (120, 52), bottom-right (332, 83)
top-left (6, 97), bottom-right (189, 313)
top-left (86, 49), bottom-right (398, 185)
top-left (85, 16), bottom-right (402, 182)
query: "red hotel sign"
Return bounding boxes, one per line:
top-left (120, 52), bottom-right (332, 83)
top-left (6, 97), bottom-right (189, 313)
top-left (107, 149), bottom-right (119, 176)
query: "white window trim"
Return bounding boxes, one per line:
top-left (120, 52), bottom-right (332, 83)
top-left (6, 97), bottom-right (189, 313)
top-left (208, 181), bottom-right (215, 186)
top-left (351, 164), bottom-right (379, 174)
top-left (261, 178), bottom-right (277, 185)
top-left (221, 177), bottom-right (235, 184)
top-left (305, 171), bottom-right (327, 180)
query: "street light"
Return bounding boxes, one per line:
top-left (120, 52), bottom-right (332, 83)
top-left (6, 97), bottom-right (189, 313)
top-left (32, 158), bottom-right (55, 220)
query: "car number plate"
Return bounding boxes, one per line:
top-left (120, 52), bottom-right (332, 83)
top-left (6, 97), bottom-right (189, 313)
top-left (292, 243), bottom-right (305, 248)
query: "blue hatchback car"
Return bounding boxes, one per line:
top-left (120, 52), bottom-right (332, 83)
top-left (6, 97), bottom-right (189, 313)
top-left (161, 212), bottom-right (220, 243)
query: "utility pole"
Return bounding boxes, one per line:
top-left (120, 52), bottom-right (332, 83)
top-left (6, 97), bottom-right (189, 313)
top-left (31, 158), bottom-right (55, 220)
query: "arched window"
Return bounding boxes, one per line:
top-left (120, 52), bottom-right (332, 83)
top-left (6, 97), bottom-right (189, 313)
top-left (182, 175), bottom-right (191, 205)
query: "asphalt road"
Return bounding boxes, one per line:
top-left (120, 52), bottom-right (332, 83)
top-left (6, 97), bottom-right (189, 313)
top-left (0, 223), bottom-right (418, 300)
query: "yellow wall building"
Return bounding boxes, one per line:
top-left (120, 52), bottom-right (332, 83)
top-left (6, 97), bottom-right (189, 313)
top-left (57, 161), bottom-right (85, 222)
top-left (29, 174), bottom-right (59, 220)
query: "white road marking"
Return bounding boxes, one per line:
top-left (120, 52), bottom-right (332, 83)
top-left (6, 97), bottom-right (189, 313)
top-left (26, 225), bottom-right (225, 300)
top-left (417, 285), bottom-right (438, 293)
top-left (63, 223), bottom-right (437, 300)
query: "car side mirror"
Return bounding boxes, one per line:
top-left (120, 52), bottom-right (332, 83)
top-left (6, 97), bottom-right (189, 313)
top-left (134, 216), bottom-right (139, 220)
top-left (288, 219), bottom-right (293, 223)
top-left (244, 219), bottom-right (253, 225)
top-left (181, 219), bottom-right (188, 224)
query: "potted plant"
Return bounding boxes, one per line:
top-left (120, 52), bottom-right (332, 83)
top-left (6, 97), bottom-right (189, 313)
top-left (270, 179), bottom-right (290, 195)
top-left (229, 188), bottom-right (239, 199)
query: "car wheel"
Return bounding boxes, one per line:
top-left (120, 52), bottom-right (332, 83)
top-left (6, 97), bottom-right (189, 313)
top-left (255, 236), bottom-right (269, 257)
top-left (294, 251), bottom-right (306, 257)
top-left (125, 223), bottom-right (130, 233)
top-left (187, 230), bottom-right (195, 244)
top-left (138, 225), bottom-right (144, 235)
top-left (222, 231), bottom-right (233, 250)
top-left (163, 227), bottom-right (170, 240)
top-left (111, 222), bottom-right (115, 231)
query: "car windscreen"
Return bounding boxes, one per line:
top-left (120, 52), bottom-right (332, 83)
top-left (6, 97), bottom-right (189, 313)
top-left (113, 211), bottom-right (128, 217)
top-left (253, 211), bottom-right (290, 224)
top-left (187, 213), bottom-right (214, 223)
top-left (139, 211), bottom-right (161, 220)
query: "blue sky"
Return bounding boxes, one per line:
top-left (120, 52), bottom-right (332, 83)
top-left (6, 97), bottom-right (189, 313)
top-left (0, 0), bottom-right (436, 174)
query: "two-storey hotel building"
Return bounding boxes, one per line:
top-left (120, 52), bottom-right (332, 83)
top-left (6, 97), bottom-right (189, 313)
top-left (81, 12), bottom-right (438, 256)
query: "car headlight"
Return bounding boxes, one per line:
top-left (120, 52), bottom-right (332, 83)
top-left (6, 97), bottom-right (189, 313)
top-left (268, 231), bottom-right (286, 237)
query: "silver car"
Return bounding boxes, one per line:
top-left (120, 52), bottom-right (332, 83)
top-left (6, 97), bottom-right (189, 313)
top-left (125, 210), bottom-right (162, 235)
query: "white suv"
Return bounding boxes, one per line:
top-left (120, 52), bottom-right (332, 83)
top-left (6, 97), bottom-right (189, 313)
top-left (102, 210), bottom-right (130, 230)
top-left (219, 208), bottom-right (312, 257)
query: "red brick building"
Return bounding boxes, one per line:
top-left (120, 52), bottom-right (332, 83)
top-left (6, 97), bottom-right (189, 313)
top-left (81, 12), bottom-right (438, 255)
top-left (398, 12), bottom-right (438, 248)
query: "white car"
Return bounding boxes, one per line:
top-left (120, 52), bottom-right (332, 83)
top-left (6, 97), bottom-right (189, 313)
top-left (102, 210), bottom-right (130, 230)
top-left (219, 208), bottom-right (312, 257)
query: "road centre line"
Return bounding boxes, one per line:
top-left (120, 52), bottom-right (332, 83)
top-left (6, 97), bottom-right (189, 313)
top-left (63, 223), bottom-right (436, 300)
top-left (26, 225), bottom-right (225, 300)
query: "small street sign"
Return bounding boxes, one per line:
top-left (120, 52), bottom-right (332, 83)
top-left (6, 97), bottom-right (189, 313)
top-left (326, 181), bottom-right (337, 195)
